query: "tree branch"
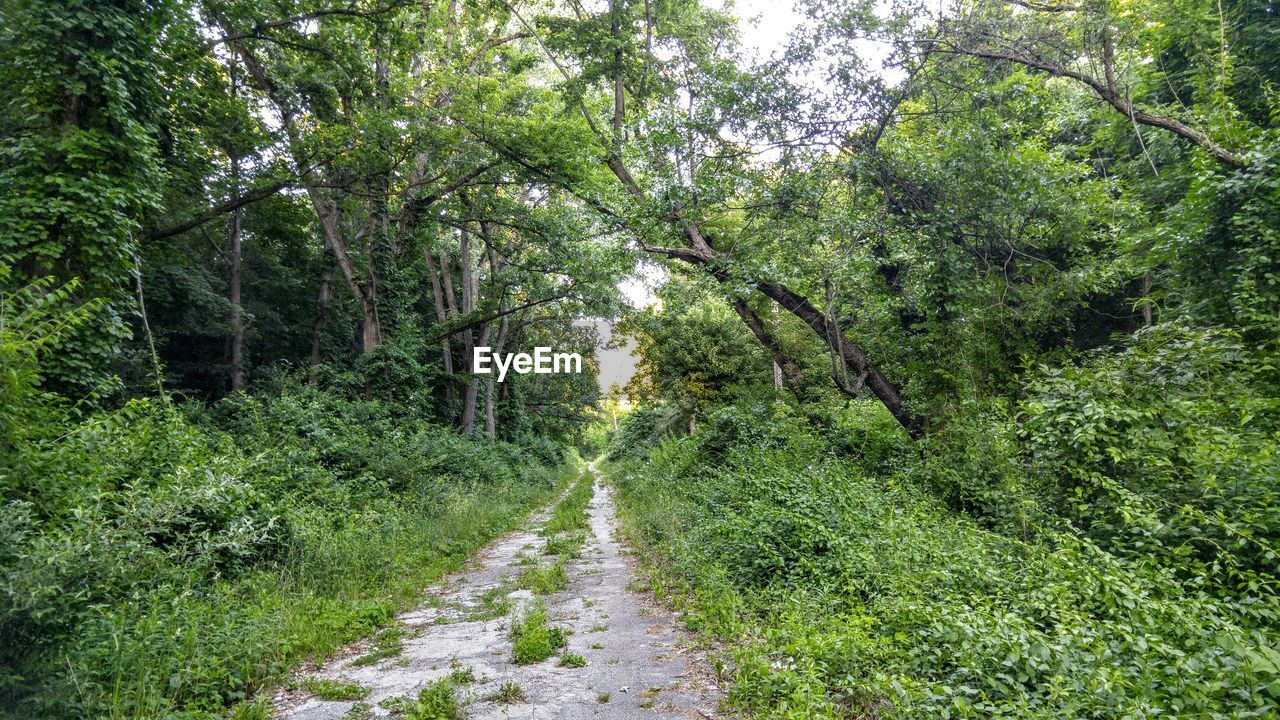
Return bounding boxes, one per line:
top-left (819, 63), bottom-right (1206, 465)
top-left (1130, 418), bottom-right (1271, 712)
top-left (930, 39), bottom-right (1247, 168)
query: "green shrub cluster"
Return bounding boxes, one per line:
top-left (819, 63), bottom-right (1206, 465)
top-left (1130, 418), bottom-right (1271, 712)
top-left (509, 602), bottom-right (569, 665)
top-left (608, 389), bottom-right (1280, 718)
top-left (0, 294), bottom-right (572, 718)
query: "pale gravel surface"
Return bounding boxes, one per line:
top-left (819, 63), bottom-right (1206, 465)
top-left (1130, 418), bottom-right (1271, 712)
top-left (272, 465), bottom-right (721, 719)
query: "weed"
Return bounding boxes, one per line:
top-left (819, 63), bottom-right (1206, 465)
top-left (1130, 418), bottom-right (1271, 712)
top-left (490, 681), bottom-right (526, 704)
top-left (344, 702), bottom-right (373, 719)
top-left (448, 664), bottom-right (475, 685)
top-left (302, 676), bottom-right (370, 701)
top-left (558, 652), bottom-right (587, 668)
top-left (541, 471), bottom-right (595, 536)
top-left (228, 699), bottom-right (273, 720)
top-left (381, 678), bottom-right (462, 720)
top-left (350, 626), bottom-right (406, 667)
top-left (517, 561), bottom-right (570, 594)
top-left (469, 582), bottom-right (515, 621)
top-left (596, 692), bottom-right (611, 703)
top-left (543, 531), bottom-right (587, 557)
top-left (509, 602), bottom-right (568, 664)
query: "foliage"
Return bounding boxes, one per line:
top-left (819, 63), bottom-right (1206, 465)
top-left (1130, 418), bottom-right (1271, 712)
top-left (608, 399), bottom-right (1280, 719)
top-left (541, 469), bottom-right (596, 536)
top-left (1020, 323), bottom-right (1280, 591)
top-left (559, 652), bottom-right (587, 668)
top-left (0, 281), bottom-right (573, 718)
top-left (380, 677), bottom-right (463, 720)
top-left (509, 602), bottom-right (569, 665)
top-left (5, 0), bottom-right (1280, 717)
top-left (518, 561), bottom-right (571, 595)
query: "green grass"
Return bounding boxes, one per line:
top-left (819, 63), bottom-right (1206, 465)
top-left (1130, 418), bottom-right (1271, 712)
top-left (509, 602), bottom-right (568, 665)
top-left (343, 702), bottom-right (373, 719)
top-left (349, 626), bottom-right (407, 667)
top-left (301, 677), bottom-right (369, 701)
top-left (467, 581), bottom-right (515, 621)
top-left (489, 681), bottom-right (526, 704)
top-left (378, 677), bottom-right (462, 719)
top-left (6, 380), bottom-right (583, 720)
top-left (558, 652), bottom-right (587, 668)
top-left (604, 417), bottom-right (1279, 720)
top-left (517, 560), bottom-right (570, 594)
top-left (540, 470), bottom-right (595, 536)
top-left (447, 664), bottom-right (475, 686)
top-left (543, 531), bottom-right (588, 557)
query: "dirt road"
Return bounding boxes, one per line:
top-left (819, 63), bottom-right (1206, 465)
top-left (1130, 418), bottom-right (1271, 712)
top-left (274, 466), bottom-right (719, 719)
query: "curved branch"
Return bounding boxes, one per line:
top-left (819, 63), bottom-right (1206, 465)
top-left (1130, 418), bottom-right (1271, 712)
top-left (930, 39), bottom-right (1247, 168)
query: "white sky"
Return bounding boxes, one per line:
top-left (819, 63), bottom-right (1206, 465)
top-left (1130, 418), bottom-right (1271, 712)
top-left (728, 0), bottom-right (806, 61)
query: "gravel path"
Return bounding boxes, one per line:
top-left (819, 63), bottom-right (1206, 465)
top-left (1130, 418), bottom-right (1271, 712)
top-left (273, 465), bottom-right (720, 719)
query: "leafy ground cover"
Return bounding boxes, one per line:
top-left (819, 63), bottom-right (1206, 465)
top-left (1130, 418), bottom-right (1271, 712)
top-left (606, 395), bottom-right (1280, 719)
top-left (2, 372), bottom-right (574, 718)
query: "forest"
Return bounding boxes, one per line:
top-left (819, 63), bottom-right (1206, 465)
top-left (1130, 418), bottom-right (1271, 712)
top-left (1, 0), bottom-right (1278, 718)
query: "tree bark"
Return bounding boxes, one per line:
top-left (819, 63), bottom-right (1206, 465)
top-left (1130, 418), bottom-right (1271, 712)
top-left (935, 39), bottom-right (1247, 168)
top-left (754, 278), bottom-right (919, 435)
top-left (484, 314), bottom-right (509, 438)
top-left (505, 14), bottom-right (924, 436)
top-left (424, 244), bottom-right (454, 374)
top-left (728, 296), bottom-right (804, 388)
top-left (228, 205), bottom-right (244, 391)
top-left (310, 257), bottom-right (334, 372)
top-left (456, 227), bottom-right (481, 433)
top-left (227, 142), bottom-right (245, 392)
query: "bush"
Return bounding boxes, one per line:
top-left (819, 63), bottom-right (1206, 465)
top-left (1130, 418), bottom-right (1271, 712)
top-left (510, 602), bottom-right (568, 665)
top-left (607, 401), bottom-right (1280, 719)
top-left (0, 285), bottom-right (573, 718)
top-left (1021, 323), bottom-right (1280, 591)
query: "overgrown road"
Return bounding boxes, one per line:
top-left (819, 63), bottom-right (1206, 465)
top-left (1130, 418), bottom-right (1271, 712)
top-left (273, 465), bottom-right (720, 719)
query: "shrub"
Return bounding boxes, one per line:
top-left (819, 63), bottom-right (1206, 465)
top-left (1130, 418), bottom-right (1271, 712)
top-left (606, 403), bottom-right (1280, 719)
top-left (509, 603), bottom-right (568, 665)
top-left (0, 290), bottom-right (572, 717)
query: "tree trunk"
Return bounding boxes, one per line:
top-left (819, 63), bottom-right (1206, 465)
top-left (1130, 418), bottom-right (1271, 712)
top-left (1141, 273), bottom-right (1154, 326)
top-left (728, 295), bottom-right (804, 389)
top-left (753, 278), bottom-right (921, 436)
top-left (461, 324), bottom-right (490, 435)
top-left (310, 258), bottom-right (333, 373)
top-left (227, 63), bottom-right (245, 392)
top-left (424, 244), bottom-right (454, 374)
top-left (227, 169), bottom-right (244, 392)
top-left (455, 228), bottom-right (482, 432)
top-left (484, 314), bottom-right (510, 438)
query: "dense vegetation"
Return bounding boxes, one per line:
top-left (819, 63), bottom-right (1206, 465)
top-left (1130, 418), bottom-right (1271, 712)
top-left (3, 0), bottom-right (1279, 717)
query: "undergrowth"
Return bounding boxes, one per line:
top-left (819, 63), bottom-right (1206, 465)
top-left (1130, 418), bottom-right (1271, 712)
top-left (606, 399), bottom-right (1280, 719)
top-left (1, 377), bottom-right (575, 718)
top-left (509, 601), bottom-right (568, 665)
